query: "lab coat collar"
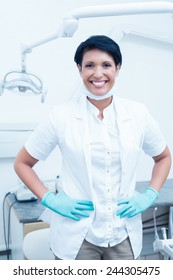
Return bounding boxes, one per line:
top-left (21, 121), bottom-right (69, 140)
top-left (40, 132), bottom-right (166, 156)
top-left (72, 94), bottom-right (93, 195)
top-left (113, 95), bottom-right (131, 123)
top-left (72, 94), bottom-right (86, 119)
top-left (73, 94), bottom-right (131, 122)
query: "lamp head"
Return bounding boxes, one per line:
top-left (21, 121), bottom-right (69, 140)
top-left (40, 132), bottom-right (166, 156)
top-left (0, 70), bottom-right (46, 103)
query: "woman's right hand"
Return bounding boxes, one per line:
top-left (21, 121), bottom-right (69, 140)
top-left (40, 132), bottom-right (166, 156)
top-left (42, 191), bottom-right (94, 221)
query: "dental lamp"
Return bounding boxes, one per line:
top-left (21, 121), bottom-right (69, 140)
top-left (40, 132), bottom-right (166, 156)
top-left (0, 17), bottom-right (79, 103)
top-left (0, 1), bottom-right (173, 102)
top-left (0, 71), bottom-right (46, 102)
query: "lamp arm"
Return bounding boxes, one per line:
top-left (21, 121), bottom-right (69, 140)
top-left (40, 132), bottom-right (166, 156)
top-left (21, 1), bottom-right (173, 71)
top-left (21, 17), bottom-right (79, 71)
top-left (64, 1), bottom-right (173, 19)
top-left (22, 17), bottom-right (79, 54)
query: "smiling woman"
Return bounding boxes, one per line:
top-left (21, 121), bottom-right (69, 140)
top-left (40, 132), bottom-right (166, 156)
top-left (75, 35), bottom-right (121, 101)
top-left (14, 35), bottom-right (171, 260)
top-left (78, 49), bottom-right (118, 95)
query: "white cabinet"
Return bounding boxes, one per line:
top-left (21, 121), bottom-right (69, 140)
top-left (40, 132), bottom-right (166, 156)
top-left (0, 123), bottom-right (36, 158)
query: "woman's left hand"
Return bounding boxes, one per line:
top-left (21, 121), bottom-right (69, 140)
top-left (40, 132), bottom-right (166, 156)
top-left (116, 187), bottom-right (158, 218)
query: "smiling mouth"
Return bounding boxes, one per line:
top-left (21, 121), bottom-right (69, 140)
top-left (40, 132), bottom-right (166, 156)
top-left (90, 81), bottom-right (108, 87)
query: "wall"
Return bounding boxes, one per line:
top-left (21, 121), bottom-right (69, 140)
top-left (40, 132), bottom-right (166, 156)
top-left (0, 0), bottom-right (173, 253)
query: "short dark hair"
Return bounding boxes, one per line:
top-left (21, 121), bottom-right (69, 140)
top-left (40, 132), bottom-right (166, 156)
top-left (74, 35), bottom-right (122, 67)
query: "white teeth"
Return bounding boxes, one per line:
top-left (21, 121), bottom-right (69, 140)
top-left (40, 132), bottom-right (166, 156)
top-left (92, 81), bottom-right (105, 86)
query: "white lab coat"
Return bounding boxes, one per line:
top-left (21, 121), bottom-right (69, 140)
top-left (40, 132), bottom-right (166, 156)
top-left (26, 94), bottom-right (166, 260)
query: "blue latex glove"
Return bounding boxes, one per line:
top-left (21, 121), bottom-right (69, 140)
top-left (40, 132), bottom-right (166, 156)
top-left (116, 187), bottom-right (158, 218)
top-left (42, 191), bottom-right (94, 221)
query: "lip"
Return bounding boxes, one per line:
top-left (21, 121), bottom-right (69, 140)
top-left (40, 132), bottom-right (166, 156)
top-left (90, 80), bottom-right (108, 87)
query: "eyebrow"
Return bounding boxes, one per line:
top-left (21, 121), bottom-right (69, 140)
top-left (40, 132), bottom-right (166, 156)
top-left (83, 60), bottom-right (113, 63)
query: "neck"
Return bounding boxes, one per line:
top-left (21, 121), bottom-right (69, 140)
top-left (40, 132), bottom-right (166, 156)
top-left (87, 96), bottom-right (113, 111)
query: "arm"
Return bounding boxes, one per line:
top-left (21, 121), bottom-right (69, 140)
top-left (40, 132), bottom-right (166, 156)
top-left (149, 145), bottom-right (172, 192)
top-left (14, 147), bottom-right (49, 199)
top-left (14, 147), bottom-right (94, 221)
top-left (117, 146), bottom-right (172, 218)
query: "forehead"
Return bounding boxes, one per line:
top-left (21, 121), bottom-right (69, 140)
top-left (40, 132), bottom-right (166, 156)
top-left (82, 48), bottom-right (114, 62)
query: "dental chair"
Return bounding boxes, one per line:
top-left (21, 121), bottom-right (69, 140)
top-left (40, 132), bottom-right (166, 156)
top-left (23, 228), bottom-right (54, 260)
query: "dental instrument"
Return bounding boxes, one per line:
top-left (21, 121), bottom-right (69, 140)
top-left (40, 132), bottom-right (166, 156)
top-left (153, 207), bottom-right (173, 259)
top-left (0, 1), bottom-right (173, 102)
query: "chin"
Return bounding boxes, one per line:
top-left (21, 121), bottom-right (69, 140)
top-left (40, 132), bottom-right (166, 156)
top-left (90, 88), bottom-right (109, 95)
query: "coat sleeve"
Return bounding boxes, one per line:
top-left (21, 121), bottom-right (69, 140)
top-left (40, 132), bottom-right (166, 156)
top-left (24, 107), bottom-right (61, 160)
top-left (142, 107), bottom-right (166, 157)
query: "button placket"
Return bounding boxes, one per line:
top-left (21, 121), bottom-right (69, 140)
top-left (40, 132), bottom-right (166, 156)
top-left (105, 145), bottom-right (114, 240)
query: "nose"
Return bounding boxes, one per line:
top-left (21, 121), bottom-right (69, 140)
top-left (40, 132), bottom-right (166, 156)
top-left (93, 66), bottom-right (103, 78)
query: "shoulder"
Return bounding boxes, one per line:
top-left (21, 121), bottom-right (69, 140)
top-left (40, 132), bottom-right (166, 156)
top-left (49, 95), bottom-right (86, 121)
top-left (115, 95), bottom-right (149, 118)
top-left (49, 99), bottom-right (75, 119)
top-left (116, 95), bottom-right (147, 109)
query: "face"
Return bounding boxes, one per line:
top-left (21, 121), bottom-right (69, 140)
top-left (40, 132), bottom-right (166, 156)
top-left (78, 48), bottom-right (120, 97)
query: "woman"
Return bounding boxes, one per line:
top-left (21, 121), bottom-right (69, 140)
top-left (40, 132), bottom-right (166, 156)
top-left (14, 35), bottom-right (171, 260)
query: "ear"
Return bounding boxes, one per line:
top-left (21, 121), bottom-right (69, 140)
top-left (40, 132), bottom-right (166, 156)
top-left (115, 63), bottom-right (121, 77)
top-left (77, 64), bottom-right (82, 73)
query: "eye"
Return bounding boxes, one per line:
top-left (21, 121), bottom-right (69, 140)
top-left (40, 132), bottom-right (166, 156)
top-left (103, 62), bottom-right (112, 68)
top-left (85, 63), bottom-right (94, 69)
